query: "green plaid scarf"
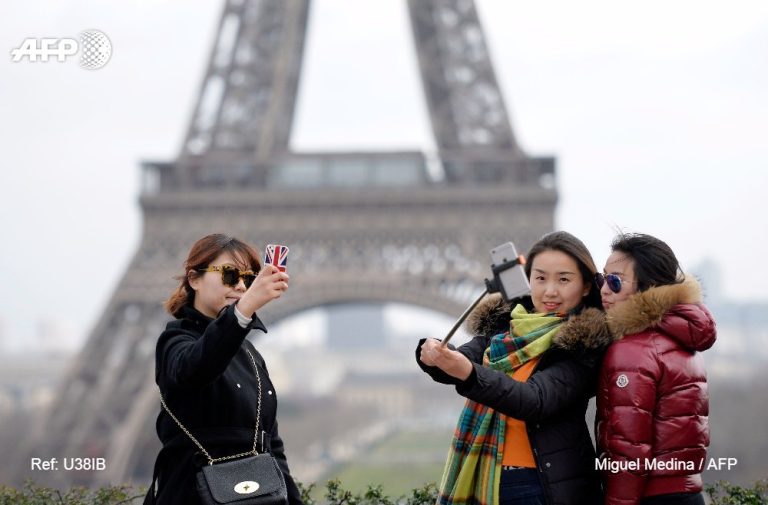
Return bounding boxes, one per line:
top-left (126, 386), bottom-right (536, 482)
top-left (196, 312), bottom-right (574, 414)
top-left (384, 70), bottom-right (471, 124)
top-left (437, 304), bottom-right (569, 505)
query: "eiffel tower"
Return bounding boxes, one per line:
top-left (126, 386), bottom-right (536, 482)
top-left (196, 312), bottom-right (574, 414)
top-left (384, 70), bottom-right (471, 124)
top-left (15, 0), bottom-right (556, 486)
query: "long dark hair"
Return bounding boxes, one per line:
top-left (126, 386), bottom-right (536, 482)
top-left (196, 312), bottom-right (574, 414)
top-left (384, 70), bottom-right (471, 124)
top-left (524, 231), bottom-right (602, 310)
top-left (164, 234), bottom-right (262, 317)
top-left (610, 233), bottom-right (683, 292)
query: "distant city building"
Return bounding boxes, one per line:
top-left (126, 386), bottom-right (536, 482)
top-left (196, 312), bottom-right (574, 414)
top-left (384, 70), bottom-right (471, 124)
top-left (0, 352), bottom-right (71, 416)
top-left (703, 301), bottom-right (768, 379)
top-left (691, 259), bottom-right (768, 378)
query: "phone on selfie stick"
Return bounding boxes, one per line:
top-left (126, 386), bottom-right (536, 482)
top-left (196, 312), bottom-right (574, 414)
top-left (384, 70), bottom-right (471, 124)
top-left (440, 242), bottom-right (530, 347)
top-left (264, 244), bottom-right (289, 272)
top-left (487, 242), bottom-right (530, 301)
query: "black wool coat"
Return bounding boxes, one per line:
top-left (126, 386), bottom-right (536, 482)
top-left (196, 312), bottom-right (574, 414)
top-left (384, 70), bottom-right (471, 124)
top-left (416, 295), bottom-right (612, 505)
top-left (145, 303), bottom-right (302, 505)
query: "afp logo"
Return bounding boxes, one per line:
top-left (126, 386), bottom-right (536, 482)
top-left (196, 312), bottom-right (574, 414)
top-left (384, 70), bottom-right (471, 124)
top-left (10, 29), bottom-right (112, 70)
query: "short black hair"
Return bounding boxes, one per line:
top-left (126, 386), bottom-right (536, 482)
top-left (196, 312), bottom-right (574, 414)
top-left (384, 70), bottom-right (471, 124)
top-left (610, 233), bottom-right (683, 292)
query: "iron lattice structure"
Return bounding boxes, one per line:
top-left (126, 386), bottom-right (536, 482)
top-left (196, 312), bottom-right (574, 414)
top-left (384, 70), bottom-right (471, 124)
top-left (16, 0), bottom-right (556, 485)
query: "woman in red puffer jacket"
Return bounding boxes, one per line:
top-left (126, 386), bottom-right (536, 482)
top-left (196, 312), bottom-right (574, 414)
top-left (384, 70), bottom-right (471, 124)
top-left (596, 233), bottom-right (716, 505)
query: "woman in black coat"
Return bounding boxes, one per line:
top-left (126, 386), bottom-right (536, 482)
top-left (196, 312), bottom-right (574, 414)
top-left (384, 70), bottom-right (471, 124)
top-left (417, 232), bottom-right (612, 505)
top-left (145, 234), bottom-right (302, 505)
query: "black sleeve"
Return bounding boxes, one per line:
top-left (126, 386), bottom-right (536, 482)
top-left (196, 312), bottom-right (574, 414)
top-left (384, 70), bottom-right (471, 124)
top-left (415, 335), bottom-right (491, 385)
top-left (156, 304), bottom-right (264, 389)
top-left (269, 419), bottom-right (303, 504)
top-left (456, 352), bottom-right (595, 421)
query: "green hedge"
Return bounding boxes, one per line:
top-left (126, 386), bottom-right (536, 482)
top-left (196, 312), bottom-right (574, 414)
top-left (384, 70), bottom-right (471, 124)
top-left (0, 481), bottom-right (144, 505)
top-left (705, 479), bottom-right (768, 505)
top-left (0, 480), bottom-right (438, 505)
top-left (2, 479), bottom-right (766, 504)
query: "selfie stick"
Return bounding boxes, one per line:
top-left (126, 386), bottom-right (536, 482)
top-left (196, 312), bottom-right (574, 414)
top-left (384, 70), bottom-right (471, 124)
top-left (440, 255), bottom-right (526, 347)
top-left (440, 288), bottom-right (489, 347)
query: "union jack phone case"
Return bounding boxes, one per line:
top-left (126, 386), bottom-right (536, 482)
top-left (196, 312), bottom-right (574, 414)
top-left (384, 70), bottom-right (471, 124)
top-left (264, 244), bottom-right (289, 272)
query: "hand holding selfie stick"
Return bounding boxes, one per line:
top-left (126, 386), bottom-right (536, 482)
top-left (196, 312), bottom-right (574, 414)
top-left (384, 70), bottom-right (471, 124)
top-left (441, 253), bottom-right (527, 347)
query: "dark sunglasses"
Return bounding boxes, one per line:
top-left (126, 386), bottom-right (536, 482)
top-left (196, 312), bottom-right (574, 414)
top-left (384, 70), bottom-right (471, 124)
top-left (595, 273), bottom-right (636, 294)
top-left (198, 265), bottom-right (257, 288)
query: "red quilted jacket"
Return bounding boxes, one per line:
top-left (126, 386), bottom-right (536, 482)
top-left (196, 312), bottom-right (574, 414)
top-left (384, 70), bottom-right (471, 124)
top-left (596, 277), bottom-right (716, 505)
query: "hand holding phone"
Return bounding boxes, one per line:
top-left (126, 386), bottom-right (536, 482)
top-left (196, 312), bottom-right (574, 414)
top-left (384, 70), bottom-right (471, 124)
top-left (237, 245), bottom-right (290, 316)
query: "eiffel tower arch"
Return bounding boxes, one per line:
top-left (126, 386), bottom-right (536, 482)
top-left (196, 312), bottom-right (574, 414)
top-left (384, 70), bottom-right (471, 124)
top-left (16, 0), bottom-right (556, 486)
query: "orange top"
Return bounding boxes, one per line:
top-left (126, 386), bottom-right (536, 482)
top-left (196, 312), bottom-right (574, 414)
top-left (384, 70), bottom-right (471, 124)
top-left (501, 357), bottom-right (540, 468)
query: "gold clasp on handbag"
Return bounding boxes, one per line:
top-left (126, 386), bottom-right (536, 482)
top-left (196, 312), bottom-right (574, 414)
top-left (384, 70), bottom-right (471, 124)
top-left (234, 481), bottom-right (260, 494)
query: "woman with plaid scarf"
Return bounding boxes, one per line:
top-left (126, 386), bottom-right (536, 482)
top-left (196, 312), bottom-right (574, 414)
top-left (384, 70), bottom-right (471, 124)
top-left (417, 232), bottom-right (612, 505)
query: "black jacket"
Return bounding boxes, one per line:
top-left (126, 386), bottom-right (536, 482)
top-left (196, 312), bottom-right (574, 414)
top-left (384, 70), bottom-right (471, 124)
top-left (416, 295), bottom-right (611, 505)
top-left (145, 303), bottom-right (302, 505)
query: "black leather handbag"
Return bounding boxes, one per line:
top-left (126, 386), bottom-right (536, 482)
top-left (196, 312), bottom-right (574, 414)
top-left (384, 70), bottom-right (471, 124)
top-left (195, 452), bottom-right (287, 505)
top-left (160, 349), bottom-right (288, 505)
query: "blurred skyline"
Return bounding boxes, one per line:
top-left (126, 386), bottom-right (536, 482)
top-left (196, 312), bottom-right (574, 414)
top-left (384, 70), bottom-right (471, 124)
top-left (1, 0), bottom-right (767, 351)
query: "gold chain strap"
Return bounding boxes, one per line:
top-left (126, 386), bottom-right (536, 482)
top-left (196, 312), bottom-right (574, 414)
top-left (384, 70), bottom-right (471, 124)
top-left (159, 349), bottom-right (264, 466)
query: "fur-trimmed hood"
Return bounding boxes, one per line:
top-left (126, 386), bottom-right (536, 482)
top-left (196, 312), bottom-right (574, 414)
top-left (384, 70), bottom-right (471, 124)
top-left (464, 293), bottom-right (613, 354)
top-left (465, 293), bottom-right (516, 338)
top-left (606, 276), bottom-right (716, 351)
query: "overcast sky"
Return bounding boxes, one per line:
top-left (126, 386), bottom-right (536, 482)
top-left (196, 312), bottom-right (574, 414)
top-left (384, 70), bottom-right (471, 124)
top-left (1, 0), bottom-right (767, 352)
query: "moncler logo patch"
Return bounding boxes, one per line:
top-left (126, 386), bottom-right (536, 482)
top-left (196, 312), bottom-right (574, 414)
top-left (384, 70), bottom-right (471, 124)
top-left (616, 374), bottom-right (629, 388)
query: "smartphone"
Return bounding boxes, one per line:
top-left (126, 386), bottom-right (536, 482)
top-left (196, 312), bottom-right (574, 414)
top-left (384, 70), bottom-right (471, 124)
top-left (489, 242), bottom-right (530, 301)
top-left (264, 244), bottom-right (289, 272)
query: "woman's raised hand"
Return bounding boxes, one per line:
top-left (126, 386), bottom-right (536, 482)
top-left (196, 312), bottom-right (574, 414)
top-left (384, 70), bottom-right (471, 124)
top-left (238, 264), bottom-right (289, 316)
